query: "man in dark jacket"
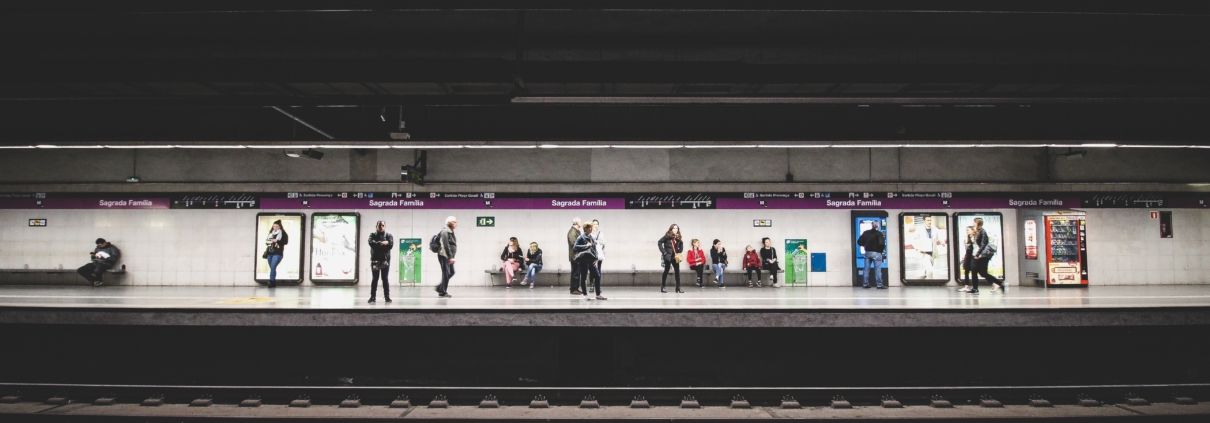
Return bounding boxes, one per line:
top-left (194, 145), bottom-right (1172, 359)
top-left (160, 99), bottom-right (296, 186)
top-left (566, 217), bottom-right (583, 295)
top-left (436, 216), bottom-right (457, 298)
top-left (78, 238), bottom-right (120, 287)
top-left (367, 220), bottom-right (394, 303)
top-left (856, 221), bottom-right (886, 289)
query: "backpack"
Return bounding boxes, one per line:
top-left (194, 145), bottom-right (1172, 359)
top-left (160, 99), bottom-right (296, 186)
top-left (429, 232), bottom-right (442, 253)
top-left (870, 231), bottom-right (885, 252)
top-left (984, 236), bottom-right (999, 256)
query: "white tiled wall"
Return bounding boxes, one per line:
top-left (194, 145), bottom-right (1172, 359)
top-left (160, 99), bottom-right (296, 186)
top-left (1085, 209), bottom-right (1210, 285)
top-left (1, 208), bottom-right (1206, 286)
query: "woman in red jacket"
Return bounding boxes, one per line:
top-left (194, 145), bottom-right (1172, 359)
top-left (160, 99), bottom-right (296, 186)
top-left (687, 239), bottom-right (707, 287)
top-left (743, 245), bottom-right (763, 287)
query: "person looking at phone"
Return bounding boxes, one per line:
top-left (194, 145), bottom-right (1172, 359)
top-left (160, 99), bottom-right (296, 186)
top-left (368, 220), bottom-right (394, 303)
top-left (78, 238), bottom-right (120, 287)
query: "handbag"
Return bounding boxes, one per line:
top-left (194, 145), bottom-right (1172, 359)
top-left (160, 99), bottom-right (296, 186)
top-left (262, 242), bottom-right (279, 259)
top-left (574, 249), bottom-right (597, 262)
top-left (674, 253), bottom-right (684, 263)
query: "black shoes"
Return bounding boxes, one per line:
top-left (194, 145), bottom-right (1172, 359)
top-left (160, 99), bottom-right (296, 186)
top-left (368, 298), bottom-right (376, 303)
top-left (676, 289), bottom-right (685, 293)
top-left (876, 286), bottom-right (887, 290)
top-left (385, 297), bottom-right (392, 303)
top-left (439, 293), bottom-right (452, 298)
top-left (862, 285), bottom-right (871, 289)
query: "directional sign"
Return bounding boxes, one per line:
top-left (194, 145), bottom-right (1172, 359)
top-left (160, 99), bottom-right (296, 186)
top-left (477, 216), bottom-right (496, 227)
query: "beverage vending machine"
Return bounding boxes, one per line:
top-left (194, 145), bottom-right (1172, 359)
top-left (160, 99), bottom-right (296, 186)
top-left (1018, 210), bottom-right (1089, 287)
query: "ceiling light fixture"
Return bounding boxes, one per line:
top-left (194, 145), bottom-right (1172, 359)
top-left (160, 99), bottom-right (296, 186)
top-left (284, 149), bottom-right (324, 160)
top-left (610, 144), bottom-right (685, 148)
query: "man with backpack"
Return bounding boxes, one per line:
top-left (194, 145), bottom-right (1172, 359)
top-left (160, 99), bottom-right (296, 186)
top-left (431, 216), bottom-right (458, 298)
top-left (856, 221), bottom-right (886, 289)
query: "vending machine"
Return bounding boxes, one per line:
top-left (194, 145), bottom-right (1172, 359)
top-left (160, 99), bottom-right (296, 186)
top-left (1018, 210), bottom-right (1089, 287)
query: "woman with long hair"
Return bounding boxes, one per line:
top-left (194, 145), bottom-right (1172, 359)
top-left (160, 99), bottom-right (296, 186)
top-left (760, 237), bottom-right (782, 288)
top-left (658, 223), bottom-right (684, 293)
top-left (687, 239), bottom-right (707, 287)
top-left (500, 237), bottom-right (525, 288)
top-left (958, 226), bottom-right (976, 292)
top-left (524, 242), bottom-right (542, 289)
top-left (710, 239), bottom-right (728, 289)
top-left (969, 218), bottom-right (1005, 294)
top-left (263, 220), bottom-right (288, 288)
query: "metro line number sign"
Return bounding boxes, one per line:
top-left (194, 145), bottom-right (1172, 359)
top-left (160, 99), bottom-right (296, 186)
top-left (477, 217), bottom-right (495, 227)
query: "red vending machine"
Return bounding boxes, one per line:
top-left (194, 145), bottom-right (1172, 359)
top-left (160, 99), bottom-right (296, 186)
top-left (1019, 210), bottom-right (1089, 287)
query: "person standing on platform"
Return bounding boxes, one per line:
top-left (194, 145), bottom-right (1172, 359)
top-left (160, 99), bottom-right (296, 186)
top-left (658, 224), bottom-right (684, 293)
top-left (760, 237), bottom-right (782, 288)
top-left (78, 238), bottom-right (120, 287)
top-left (567, 217), bottom-right (583, 295)
top-left (971, 217), bottom-right (1005, 295)
top-left (857, 221), bottom-right (886, 289)
top-left (524, 242), bottom-right (543, 288)
top-left (500, 237), bottom-right (524, 288)
top-left (959, 226), bottom-right (976, 292)
top-left (710, 239), bottom-right (728, 288)
top-left (262, 221), bottom-right (287, 288)
top-left (367, 220), bottom-right (394, 303)
top-left (743, 245), bottom-right (762, 287)
top-left (574, 223), bottom-right (605, 300)
top-left (687, 239), bottom-right (707, 287)
top-left (591, 219), bottom-right (605, 283)
top-left (436, 216), bottom-right (457, 298)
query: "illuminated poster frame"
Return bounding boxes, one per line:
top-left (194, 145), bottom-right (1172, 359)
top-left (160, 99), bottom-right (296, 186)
top-left (951, 212), bottom-right (1006, 282)
top-left (255, 213), bottom-right (306, 284)
top-left (850, 210), bottom-right (890, 287)
top-left (898, 212), bottom-right (951, 284)
top-left (309, 212), bottom-right (361, 284)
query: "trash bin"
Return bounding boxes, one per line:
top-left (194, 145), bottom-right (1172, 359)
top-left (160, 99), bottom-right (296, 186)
top-left (793, 254), bottom-right (808, 284)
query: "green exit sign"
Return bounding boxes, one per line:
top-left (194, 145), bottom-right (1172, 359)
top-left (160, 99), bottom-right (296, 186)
top-left (477, 216), bottom-right (496, 227)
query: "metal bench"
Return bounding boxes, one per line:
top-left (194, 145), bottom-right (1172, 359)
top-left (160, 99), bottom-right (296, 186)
top-left (484, 266), bottom-right (781, 286)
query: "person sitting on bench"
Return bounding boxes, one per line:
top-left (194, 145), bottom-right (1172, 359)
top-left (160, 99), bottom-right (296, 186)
top-left (78, 238), bottom-right (120, 287)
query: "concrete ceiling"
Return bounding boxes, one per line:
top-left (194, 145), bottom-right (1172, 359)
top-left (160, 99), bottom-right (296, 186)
top-left (2, 1), bottom-right (1210, 143)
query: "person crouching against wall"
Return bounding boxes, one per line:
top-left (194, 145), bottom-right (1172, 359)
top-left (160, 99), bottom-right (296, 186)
top-left (687, 239), bottom-right (707, 288)
top-left (500, 237), bottom-right (525, 288)
top-left (743, 245), bottom-right (762, 287)
top-left (525, 242), bottom-right (543, 288)
top-left (574, 223), bottom-right (605, 300)
top-left (78, 238), bottom-right (120, 287)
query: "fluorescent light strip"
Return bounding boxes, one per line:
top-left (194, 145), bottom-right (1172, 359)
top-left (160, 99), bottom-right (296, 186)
top-left (832, 144), bottom-right (904, 148)
top-left (175, 145), bottom-right (246, 149)
top-left (1080, 143), bottom-right (1118, 147)
top-left (683, 145), bottom-right (757, 149)
top-left (464, 145), bottom-right (539, 149)
top-left (1119, 145), bottom-right (1186, 148)
top-left (0, 145), bottom-right (36, 149)
top-left (610, 145), bottom-right (685, 148)
top-left (901, 144), bottom-right (977, 148)
top-left (976, 144), bottom-right (1048, 148)
top-left (390, 145), bottom-right (463, 149)
top-left (317, 145), bottom-right (389, 149)
top-left (102, 145), bottom-right (176, 149)
top-left (757, 144), bottom-right (831, 148)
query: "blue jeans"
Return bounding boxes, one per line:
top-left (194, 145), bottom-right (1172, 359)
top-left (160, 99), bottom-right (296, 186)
top-left (525, 263), bottom-right (543, 284)
top-left (267, 254), bottom-right (283, 283)
top-left (863, 251), bottom-right (884, 287)
top-left (712, 263), bottom-right (726, 286)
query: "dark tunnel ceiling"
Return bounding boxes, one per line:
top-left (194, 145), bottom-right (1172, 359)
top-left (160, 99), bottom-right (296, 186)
top-left (2, 1), bottom-right (1210, 143)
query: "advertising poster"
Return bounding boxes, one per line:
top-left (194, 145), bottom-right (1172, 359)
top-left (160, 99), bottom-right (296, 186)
top-left (784, 239), bottom-right (809, 285)
top-left (399, 238), bottom-right (424, 284)
top-left (1024, 219), bottom-right (1038, 260)
top-left (954, 213), bottom-right (1005, 280)
top-left (310, 213), bottom-right (360, 283)
top-left (255, 213), bottom-right (305, 283)
top-left (900, 212), bottom-right (950, 283)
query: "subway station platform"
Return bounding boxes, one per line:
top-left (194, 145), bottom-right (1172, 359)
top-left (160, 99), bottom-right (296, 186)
top-left (2, 285), bottom-right (1208, 328)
